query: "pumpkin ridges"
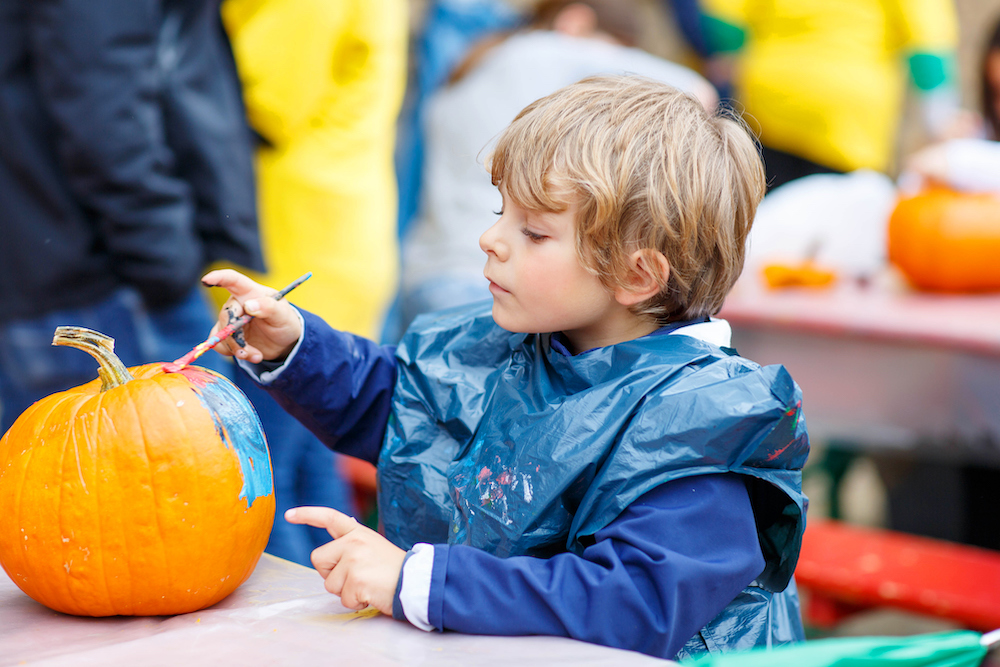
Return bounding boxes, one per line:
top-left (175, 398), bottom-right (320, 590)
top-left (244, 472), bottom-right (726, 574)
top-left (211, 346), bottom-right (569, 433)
top-left (170, 368), bottom-right (275, 600)
top-left (11, 391), bottom-right (93, 613)
top-left (58, 393), bottom-right (112, 616)
top-left (0, 428), bottom-right (34, 593)
top-left (162, 377), bottom-right (217, 610)
top-left (103, 383), bottom-right (156, 615)
top-left (118, 381), bottom-right (171, 614)
top-left (77, 392), bottom-right (106, 616)
top-left (59, 401), bottom-right (80, 613)
top-left (23, 393), bottom-right (68, 612)
top-left (192, 369), bottom-right (274, 603)
top-left (53, 394), bottom-right (93, 614)
top-left (16, 397), bottom-right (56, 606)
top-left (92, 389), bottom-right (124, 616)
top-left (160, 378), bottom-right (216, 606)
top-left (73, 383), bottom-right (133, 616)
top-left (142, 377), bottom-right (197, 611)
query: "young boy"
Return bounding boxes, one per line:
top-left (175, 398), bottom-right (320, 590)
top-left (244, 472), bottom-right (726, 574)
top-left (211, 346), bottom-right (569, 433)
top-left (204, 75), bottom-right (809, 661)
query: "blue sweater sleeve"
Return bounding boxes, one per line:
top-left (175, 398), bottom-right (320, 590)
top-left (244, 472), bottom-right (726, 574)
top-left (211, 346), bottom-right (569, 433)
top-left (260, 309), bottom-right (398, 464)
top-left (426, 473), bottom-right (764, 659)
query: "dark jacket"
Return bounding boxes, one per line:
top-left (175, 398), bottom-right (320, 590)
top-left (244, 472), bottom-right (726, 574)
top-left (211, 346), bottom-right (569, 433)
top-left (0, 0), bottom-right (264, 324)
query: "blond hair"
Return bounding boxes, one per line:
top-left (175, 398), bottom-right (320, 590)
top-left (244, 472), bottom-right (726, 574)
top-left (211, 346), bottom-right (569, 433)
top-left (488, 75), bottom-right (765, 324)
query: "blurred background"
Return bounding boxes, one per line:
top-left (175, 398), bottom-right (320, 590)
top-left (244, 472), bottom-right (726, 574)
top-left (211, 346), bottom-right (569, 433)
top-left (4, 0), bottom-right (1000, 654)
top-left (405, 0), bottom-right (1000, 168)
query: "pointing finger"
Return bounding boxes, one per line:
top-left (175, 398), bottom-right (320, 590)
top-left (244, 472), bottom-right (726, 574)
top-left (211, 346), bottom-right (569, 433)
top-left (286, 507), bottom-right (360, 539)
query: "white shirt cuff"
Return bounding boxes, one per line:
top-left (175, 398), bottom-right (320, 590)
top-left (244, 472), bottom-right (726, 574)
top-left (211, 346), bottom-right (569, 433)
top-left (235, 308), bottom-right (306, 384)
top-left (399, 543), bottom-right (435, 632)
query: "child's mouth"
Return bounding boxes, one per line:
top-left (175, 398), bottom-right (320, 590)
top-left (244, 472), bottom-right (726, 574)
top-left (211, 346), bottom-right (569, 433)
top-left (488, 280), bottom-right (510, 295)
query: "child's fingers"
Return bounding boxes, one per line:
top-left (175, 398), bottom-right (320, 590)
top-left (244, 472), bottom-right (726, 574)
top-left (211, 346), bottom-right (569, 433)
top-left (228, 291), bottom-right (297, 332)
top-left (241, 296), bottom-right (276, 320)
top-left (323, 559), bottom-right (351, 600)
top-left (309, 539), bottom-right (345, 580)
top-left (227, 342), bottom-right (266, 364)
top-left (307, 538), bottom-right (359, 607)
top-left (286, 506), bottom-right (360, 539)
top-left (338, 580), bottom-right (369, 611)
top-left (313, 546), bottom-right (370, 611)
top-left (201, 269), bottom-right (266, 300)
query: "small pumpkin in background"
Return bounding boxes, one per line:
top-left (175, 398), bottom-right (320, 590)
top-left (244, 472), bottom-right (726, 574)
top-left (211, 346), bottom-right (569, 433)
top-left (887, 187), bottom-right (1000, 292)
top-left (762, 261), bottom-right (838, 290)
top-left (0, 326), bottom-right (274, 616)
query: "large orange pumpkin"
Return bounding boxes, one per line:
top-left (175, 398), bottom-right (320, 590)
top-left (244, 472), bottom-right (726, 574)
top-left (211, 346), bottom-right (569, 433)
top-left (887, 187), bottom-right (1000, 292)
top-left (0, 326), bottom-right (274, 616)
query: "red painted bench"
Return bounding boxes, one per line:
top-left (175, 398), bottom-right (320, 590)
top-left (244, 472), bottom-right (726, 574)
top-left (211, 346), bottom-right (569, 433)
top-left (796, 519), bottom-right (1000, 631)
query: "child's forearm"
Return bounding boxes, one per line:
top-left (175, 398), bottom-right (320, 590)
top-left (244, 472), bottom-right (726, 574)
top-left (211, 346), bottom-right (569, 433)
top-left (396, 474), bottom-right (763, 660)
top-left (251, 308), bottom-right (399, 463)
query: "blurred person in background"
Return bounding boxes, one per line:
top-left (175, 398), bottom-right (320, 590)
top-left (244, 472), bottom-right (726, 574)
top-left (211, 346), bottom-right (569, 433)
top-left (903, 14), bottom-right (1000, 193)
top-left (397, 0), bottom-right (718, 334)
top-left (982, 16), bottom-right (1000, 142)
top-left (223, 0), bottom-right (407, 341)
top-left (221, 0), bottom-right (408, 562)
top-left (697, 0), bottom-right (964, 191)
top-left (394, 0), bottom-right (522, 247)
top-left (0, 0), bottom-right (263, 433)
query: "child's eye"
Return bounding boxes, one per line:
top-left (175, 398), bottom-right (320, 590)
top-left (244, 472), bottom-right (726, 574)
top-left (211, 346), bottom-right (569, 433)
top-left (493, 208), bottom-right (504, 216)
top-left (521, 227), bottom-right (546, 242)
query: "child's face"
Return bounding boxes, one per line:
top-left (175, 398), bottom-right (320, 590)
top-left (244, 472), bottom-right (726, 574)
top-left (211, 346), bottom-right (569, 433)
top-left (479, 186), bottom-right (641, 353)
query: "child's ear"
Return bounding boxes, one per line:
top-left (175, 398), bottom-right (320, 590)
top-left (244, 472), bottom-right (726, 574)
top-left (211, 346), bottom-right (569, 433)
top-left (614, 250), bottom-right (670, 306)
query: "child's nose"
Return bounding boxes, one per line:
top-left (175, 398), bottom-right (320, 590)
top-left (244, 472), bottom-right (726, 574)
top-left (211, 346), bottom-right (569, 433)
top-left (479, 220), bottom-right (506, 260)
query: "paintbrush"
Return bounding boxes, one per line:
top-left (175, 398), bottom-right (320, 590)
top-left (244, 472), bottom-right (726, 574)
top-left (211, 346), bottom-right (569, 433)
top-left (162, 272), bottom-right (313, 373)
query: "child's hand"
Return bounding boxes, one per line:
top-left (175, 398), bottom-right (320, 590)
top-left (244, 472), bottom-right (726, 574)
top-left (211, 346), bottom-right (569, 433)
top-left (201, 269), bottom-right (303, 364)
top-left (285, 506), bottom-right (406, 615)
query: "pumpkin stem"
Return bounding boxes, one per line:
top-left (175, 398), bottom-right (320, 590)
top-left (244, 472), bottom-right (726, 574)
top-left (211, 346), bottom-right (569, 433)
top-left (52, 326), bottom-right (134, 391)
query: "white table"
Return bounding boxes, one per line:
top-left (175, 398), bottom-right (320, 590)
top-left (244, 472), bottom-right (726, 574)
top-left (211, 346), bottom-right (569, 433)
top-left (0, 554), bottom-right (673, 666)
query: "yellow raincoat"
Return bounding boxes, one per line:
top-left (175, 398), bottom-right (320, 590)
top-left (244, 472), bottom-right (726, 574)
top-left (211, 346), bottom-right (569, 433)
top-left (701, 0), bottom-right (958, 173)
top-left (222, 0), bottom-right (408, 338)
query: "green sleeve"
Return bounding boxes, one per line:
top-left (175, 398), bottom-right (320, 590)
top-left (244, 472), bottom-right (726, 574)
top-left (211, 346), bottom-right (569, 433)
top-left (699, 13), bottom-right (746, 54)
top-left (907, 52), bottom-right (954, 91)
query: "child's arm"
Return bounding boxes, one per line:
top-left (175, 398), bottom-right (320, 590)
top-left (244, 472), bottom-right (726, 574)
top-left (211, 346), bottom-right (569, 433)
top-left (288, 473), bottom-right (763, 658)
top-left (203, 269), bottom-right (398, 463)
top-left (402, 473), bottom-right (763, 658)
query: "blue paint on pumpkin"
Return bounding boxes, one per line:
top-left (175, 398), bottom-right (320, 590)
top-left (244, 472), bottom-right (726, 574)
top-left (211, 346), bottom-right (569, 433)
top-left (188, 369), bottom-right (273, 508)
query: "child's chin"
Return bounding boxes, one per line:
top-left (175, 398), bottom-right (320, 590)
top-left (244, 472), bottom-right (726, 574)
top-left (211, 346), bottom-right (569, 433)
top-left (490, 305), bottom-right (510, 330)
top-left (490, 307), bottom-right (543, 336)
top-left (490, 306), bottom-right (521, 333)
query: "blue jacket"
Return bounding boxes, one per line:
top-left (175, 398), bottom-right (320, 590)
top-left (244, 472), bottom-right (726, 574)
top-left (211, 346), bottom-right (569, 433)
top-left (258, 304), bottom-right (809, 660)
top-left (0, 0), bottom-right (263, 323)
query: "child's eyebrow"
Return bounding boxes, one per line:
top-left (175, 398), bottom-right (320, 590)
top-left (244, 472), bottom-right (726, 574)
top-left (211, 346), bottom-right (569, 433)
top-left (524, 207), bottom-right (567, 230)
